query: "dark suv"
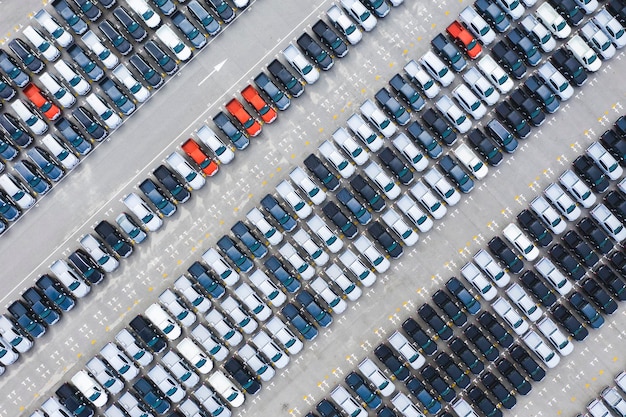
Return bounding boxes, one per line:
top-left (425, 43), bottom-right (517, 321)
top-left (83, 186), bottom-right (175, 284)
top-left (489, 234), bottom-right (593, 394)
top-left (268, 59), bottom-right (304, 97)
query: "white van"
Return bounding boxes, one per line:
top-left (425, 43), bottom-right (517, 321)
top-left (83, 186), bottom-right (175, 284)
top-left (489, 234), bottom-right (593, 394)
top-left (71, 370), bottom-right (108, 408)
top-left (122, 192), bottom-right (162, 231)
top-left (41, 134), bottom-right (79, 170)
top-left (124, 0), bottom-right (161, 28)
top-left (11, 100), bottom-right (48, 135)
top-left (111, 64), bottom-right (150, 103)
top-left (85, 93), bottom-right (122, 129)
top-left (49, 259), bottom-right (91, 298)
top-left (34, 9), bottom-right (73, 47)
top-left (39, 72), bottom-right (76, 108)
top-left (0, 173), bottom-right (35, 210)
top-left (567, 34), bottom-right (601, 72)
top-left (156, 25), bottom-right (192, 61)
top-left (196, 125), bottom-right (234, 164)
top-left (54, 60), bottom-right (91, 95)
top-left (23, 25), bottom-right (60, 61)
top-left (81, 31), bottom-right (119, 69)
top-left (207, 371), bottom-right (244, 408)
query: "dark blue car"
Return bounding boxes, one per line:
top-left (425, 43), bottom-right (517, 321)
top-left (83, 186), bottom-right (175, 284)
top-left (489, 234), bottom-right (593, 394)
top-left (8, 300), bottom-right (46, 338)
top-left (264, 256), bottom-right (301, 292)
top-left (406, 377), bottom-right (442, 414)
top-left (345, 371), bottom-right (382, 409)
top-left (27, 147), bottom-right (65, 182)
top-left (22, 287), bottom-right (61, 326)
top-left (14, 160), bottom-right (51, 195)
top-left (261, 194), bottom-right (297, 232)
top-left (231, 221), bottom-right (268, 258)
top-left (139, 178), bottom-right (177, 217)
top-left (129, 315), bottom-right (167, 353)
top-left (187, 261), bottom-right (225, 299)
top-left (295, 290), bottom-right (332, 328)
top-left (52, 0), bottom-right (88, 34)
top-left (0, 191), bottom-right (20, 221)
top-left (55, 117), bottom-right (92, 155)
top-left (281, 302), bottom-right (318, 340)
top-left (336, 187), bottom-right (372, 225)
top-left (217, 235), bottom-right (254, 272)
top-left (133, 377), bottom-right (171, 414)
top-left (36, 274), bottom-right (76, 311)
top-left (55, 383), bottom-right (94, 417)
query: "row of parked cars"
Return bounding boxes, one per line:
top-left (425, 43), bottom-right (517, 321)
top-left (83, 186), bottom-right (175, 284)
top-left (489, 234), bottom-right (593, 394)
top-left (581, 369), bottom-right (626, 417)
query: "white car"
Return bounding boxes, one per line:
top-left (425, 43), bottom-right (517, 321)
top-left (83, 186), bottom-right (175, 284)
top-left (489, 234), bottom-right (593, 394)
top-left (495, 0), bottom-right (525, 19)
top-left (520, 15), bottom-right (556, 52)
top-left (85, 93), bottom-right (123, 129)
top-left (161, 350), bottom-right (200, 389)
top-left (338, 248), bottom-right (377, 287)
top-left (459, 6), bottom-right (496, 45)
top-left (535, 257), bottom-right (574, 295)
top-left (49, 259), bottom-right (90, 298)
top-left (395, 195), bottom-right (434, 233)
top-left (246, 207), bottom-right (284, 246)
top-left (38, 72), bottom-right (76, 108)
top-left (202, 248), bottom-right (240, 287)
top-left (293, 228), bottom-right (329, 266)
top-left (85, 357), bottom-right (124, 394)
top-left (436, 95), bottom-right (472, 133)
top-left (174, 276), bottom-right (212, 313)
top-left (319, 140), bottom-right (356, 178)
top-left (190, 323), bottom-right (228, 361)
top-left (207, 371), bottom-right (244, 408)
top-left (353, 235), bottom-right (390, 273)
top-left (265, 316), bottom-right (304, 355)
top-left (473, 249), bottom-right (510, 288)
top-left (279, 242), bottom-right (315, 280)
top-left (79, 234), bottom-right (119, 272)
top-left (176, 337), bottom-right (213, 374)
top-left (364, 161), bottom-right (401, 200)
top-left (0, 316), bottom-right (32, 353)
top-left (537, 62), bottom-right (574, 101)
top-left (193, 385), bottom-right (231, 417)
top-left (616, 371), bottom-right (626, 393)
top-left (147, 364), bottom-right (185, 403)
top-left (23, 25), bottom-right (60, 61)
top-left (324, 263), bottom-right (363, 301)
top-left (419, 51), bottom-right (454, 87)
top-left (283, 44), bottom-right (320, 84)
top-left (477, 55), bottom-right (514, 93)
top-left (220, 296), bottom-right (258, 334)
top-left (178, 398), bottom-right (208, 417)
top-left (587, 141), bottom-right (623, 180)
top-left (118, 392), bottom-right (155, 417)
top-left (82, 31), bottom-right (118, 69)
top-left (125, 0), bottom-right (161, 27)
top-left (251, 330), bottom-right (290, 368)
top-left (410, 180), bottom-right (447, 220)
top-left (454, 143), bottom-right (488, 180)
top-left (618, 176), bottom-right (626, 195)
top-left (248, 269), bottom-right (287, 307)
top-left (41, 134), bottom-right (79, 170)
top-left (522, 330), bottom-right (560, 368)
top-left (491, 297), bottom-right (530, 335)
top-left (309, 276), bottom-right (347, 314)
top-left (591, 204), bottom-right (626, 242)
top-left (346, 113), bottom-right (384, 151)
top-left (358, 358), bottom-right (396, 397)
top-left (587, 398), bottom-right (613, 417)
top-left (452, 84), bottom-right (487, 120)
top-left (423, 166), bottom-right (461, 206)
top-left (360, 99), bottom-right (397, 138)
top-left (544, 183), bottom-right (581, 221)
top-left (112, 64), bottom-right (150, 103)
top-left (11, 100), bottom-right (47, 135)
top-left (536, 3), bottom-right (571, 39)
top-left (460, 262), bottom-right (498, 300)
top-left (388, 331), bottom-right (425, 369)
top-left (391, 392), bottom-right (424, 417)
top-left (601, 387), bottom-right (626, 416)
top-left (381, 208), bottom-right (419, 246)
top-left (332, 127), bottom-right (369, 166)
top-left (404, 59), bottom-right (440, 99)
top-left (276, 180), bottom-right (313, 219)
top-left (462, 67), bottom-right (500, 106)
top-left (307, 214), bottom-right (344, 253)
top-left (233, 282), bottom-right (272, 322)
top-left (156, 25), bottom-right (191, 61)
top-left (567, 34), bottom-right (601, 72)
top-left (392, 133), bottom-right (428, 172)
top-left (530, 196), bottom-right (566, 234)
top-left (537, 316), bottom-right (573, 356)
top-left (340, 0), bottom-right (377, 32)
top-left (503, 223), bottom-right (540, 261)
top-left (159, 289), bottom-right (197, 327)
top-left (452, 398), bottom-right (479, 417)
top-left (593, 9), bottom-right (626, 49)
top-left (331, 386), bottom-right (367, 417)
top-left (34, 9), bottom-right (73, 47)
top-left (505, 283), bottom-right (543, 322)
top-left (326, 5), bottom-right (362, 44)
top-left (0, 337), bottom-right (18, 366)
top-left (559, 169), bottom-right (596, 208)
top-left (99, 341), bottom-right (141, 379)
top-left (145, 303), bottom-right (182, 340)
top-left (237, 343), bottom-right (275, 382)
top-left (166, 151), bottom-right (205, 190)
top-left (196, 125), bottom-right (234, 164)
top-left (289, 166), bottom-right (327, 205)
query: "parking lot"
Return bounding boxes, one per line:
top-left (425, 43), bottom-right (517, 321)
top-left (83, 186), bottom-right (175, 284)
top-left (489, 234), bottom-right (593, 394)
top-left (2, 0), bottom-right (626, 416)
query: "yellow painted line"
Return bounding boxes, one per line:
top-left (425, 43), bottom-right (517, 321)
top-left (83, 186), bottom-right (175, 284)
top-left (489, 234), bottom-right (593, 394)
top-left (248, 193), bottom-right (253, 199)
top-left (163, 273), bottom-right (168, 278)
top-left (445, 10), bottom-right (450, 15)
top-left (599, 369), bottom-right (604, 375)
top-left (276, 166), bottom-right (282, 172)
top-left (219, 219), bottom-right (225, 225)
top-left (91, 339), bottom-right (97, 345)
top-left (291, 154), bottom-right (296, 159)
top-left (305, 140), bottom-right (310, 145)
top-left (177, 259), bottom-right (182, 265)
top-left (361, 88), bottom-right (366, 94)
top-left (388, 62), bottom-right (394, 68)
top-left (333, 114), bottom-right (338, 119)
top-left (233, 207), bottom-right (239, 212)
top-left (148, 287), bottom-right (153, 292)
top-left (261, 180), bottom-right (267, 186)
top-left (105, 326), bottom-right (110, 332)
top-left (571, 397), bottom-right (576, 401)
top-left (431, 23), bottom-right (436, 28)
top-left (375, 75), bottom-right (381, 80)
top-left (19, 406), bottom-right (25, 412)
top-left (77, 353), bottom-right (82, 358)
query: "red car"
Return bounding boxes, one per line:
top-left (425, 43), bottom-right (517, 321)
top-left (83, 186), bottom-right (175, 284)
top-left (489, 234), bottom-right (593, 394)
top-left (225, 98), bottom-right (262, 137)
top-left (23, 83), bottom-right (61, 120)
top-left (446, 20), bottom-right (482, 59)
top-left (181, 138), bottom-right (219, 177)
top-left (241, 85), bottom-right (277, 124)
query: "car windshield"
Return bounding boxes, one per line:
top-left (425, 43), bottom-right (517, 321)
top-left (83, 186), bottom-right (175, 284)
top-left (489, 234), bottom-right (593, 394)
top-left (510, 0), bottom-right (520, 8)
top-left (431, 202), bottom-right (441, 212)
top-left (359, 11), bottom-right (371, 22)
top-left (173, 43), bottom-right (185, 53)
top-left (588, 54), bottom-right (598, 64)
top-left (480, 26), bottom-right (490, 35)
top-left (438, 67), bottom-right (448, 77)
top-left (498, 74), bottom-right (508, 85)
top-left (473, 161), bottom-right (483, 172)
top-left (456, 115), bottom-right (466, 125)
top-left (541, 33), bottom-right (551, 44)
top-left (451, 52), bottom-right (461, 63)
top-left (316, 51), bottom-right (328, 62)
top-left (511, 60), bottom-right (522, 71)
top-left (302, 64), bottom-right (313, 75)
top-left (468, 39), bottom-right (478, 50)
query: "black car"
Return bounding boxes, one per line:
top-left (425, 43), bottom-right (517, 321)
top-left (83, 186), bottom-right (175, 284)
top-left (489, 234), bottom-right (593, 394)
top-left (568, 291), bottom-right (605, 328)
top-left (446, 277), bottom-right (481, 315)
top-left (432, 290), bottom-right (467, 327)
top-left (549, 243), bottom-right (585, 280)
top-left (145, 41), bottom-right (178, 75)
top-left (346, 371), bottom-right (382, 410)
top-left (0, 189), bottom-right (20, 222)
top-left (517, 209), bottom-right (553, 247)
top-left (322, 201), bottom-right (358, 239)
top-left (316, 399), bottom-right (341, 417)
top-left (482, 372), bottom-right (517, 409)
top-left (378, 147), bottom-right (413, 185)
top-left (224, 356), bottom-right (261, 394)
top-left (581, 277), bottom-right (618, 314)
top-left (368, 221), bottom-right (403, 259)
top-left (523, 74), bottom-right (560, 114)
top-left (374, 88), bottom-right (411, 126)
top-left (509, 89), bottom-right (545, 127)
top-left (267, 59), bottom-right (304, 98)
top-left (99, 77), bottom-right (136, 115)
top-left (69, 249), bottom-right (104, 284)
top-left (297, 33), bottom-right (334, 71)
top-left (304, 153), bottom-right (339, 191)
top-left (478, 311), bottom-right (514, 348)
top-left (605, 190), bottom-right (626, 221)
top-left (431, 33), bottom-right (466, 72)
top-left (418, 303), bottom-right (453, 340)
top-left (129, 315), bottom-right (167, 353)
top-left (401, 317), bottom-right (437, 356)
top-left (1, 113), bottom-right (33, 148)
top-left (113, 6), bottom-right (147, 42)
top-left (520, 270), bottom-right (557, 307)
top-left (188, 260), bottom-right (227, 297)
top-left (139, 178), bottom-right (177, 217)
top-left (171, 10), bottom-right (206, 49)
top-left (312, 20), bottom-right (348, 57)
top-left (260, 194), bottom-right (297, 232)
top-left (22, 287), bottom-right (61, 326)
top-left (608, 0), bottom-right (626, 24)
top-left (187, 0), bottom-right (221, 36)
top-left (129, 53), bottom-right (165, 88)
top-left (486, 118), bottom-right (518, 153)
top-left (467, 128), bottom-right (503, 166)
top-left (133, 377), bottom-right (171, 414)
top-left (435, 352), bottom-right (470, 388)
top-left (449, 337), bottom-right (483, 374)
top-left (336, 187), bottom-right (372, 225)
top-left (153, 164), bottom-right (190, 204)
top-left (495, 101), bottom-right (531, 139)
top-left (551, 48), bottom-right (587, 87)
top-left (389, 74), bottom-right (425, 112)
top-left (616, 115), bottom-right (626, 137)
top-left (492, 40), bottom-right (526, 79)
top-left (422, 108), bottom-right (457, 146)
top-left (549, 0), bottom-right (584, 26)
top-left (600, 129), bottom-right (626, 164)
top-left (95, 220), bottom-right (133, 258)
top-left (509, 344), bottom-right (546, 382)
top-left (374, 343), bottom-right (410, 381)
top-left (0, 73), bottom-right (16, 100)
top-left (52, 0), bottom-right (88, 34)
top-left (474, 0), bottom-right (511, 32)
top-left (206, 0), bottom-right (235, 23)
top-left (439, 154), bottom-right (474, 193)
top-left (55, 117), bottom-right (91, 155)
top-left (36, 274), bottom-right (76, 311)
top-left (506, 27), bottom-right (542, 66)
top-left (488, 236), bottom-right (523, 273)
top-left (67, 44), bottom-right (104, 81)
top-left (213, 112), bottom-right (247, 150)
top-left (55, 383), bottom-right (95, 417)
top-left (420, 365), bottom-right (456, 402)
top-left (8, 39), bottom-right (44, 74)
top-left (464, 323), bottom-right (499, 361)
top-left (150, 0), bottom-right (176, 15)
top-left (562, 230), bottom-right (599, 267)
top-left (254, 72), bottom-right (291, 111)
top-left (406, 120), bottom-right (443, 158)
top-left (217, 235), bottom-right (254, 273)
top-left (573, 155), bottom-right (610, 193)
top-left (496, 357), bottom-right (532, 395)
top-left (72, 0), bottom-right (101, 20)
top-left (8, 300), bottom-right (47, 338)
top-left (610, 251), bottom-right (626, 276)
top-left (231, 221), bottom-right (267, 258)
top-left (595, 264), bottom-right (626, 301)
top-left (72, 106), bottom-right (107, 141)
top-left (551, 303), bottom-right (589, 341)
top-left (349, 174), bottom-right (385, 212)
top-left (468, 385), bottom-right (503, 417)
